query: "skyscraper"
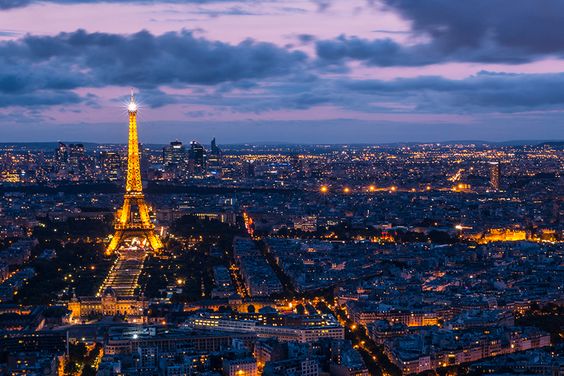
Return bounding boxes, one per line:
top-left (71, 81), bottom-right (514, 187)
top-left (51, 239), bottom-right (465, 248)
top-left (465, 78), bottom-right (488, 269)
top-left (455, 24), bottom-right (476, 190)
top-left (100, 151), bottom-right (122, 181)
top-left (189, 141), bottom-right (207, 175)
top-left (211, 137), bottom-right (221, 155)
top-left (490, 162), bottom-right (500, 190)
top-left (55, 142), bottom-right (68, 165)
top-left (163, 140), bottom-right (186, 169)
top-left (208, 137), bottom-right (222, 177)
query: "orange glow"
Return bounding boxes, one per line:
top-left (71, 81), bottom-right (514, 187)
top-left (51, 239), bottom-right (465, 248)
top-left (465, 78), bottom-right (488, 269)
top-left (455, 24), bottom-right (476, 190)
top-left (368, 185), bottom-right (376, 192)
top-left (469, 228), bottom-right (528, 243)
top-left (320, 185), bottom-right (329, 193)
top-left (390, 186), bottom-right (397, 192)
top-left (343, 187), bottom-right (351, 194)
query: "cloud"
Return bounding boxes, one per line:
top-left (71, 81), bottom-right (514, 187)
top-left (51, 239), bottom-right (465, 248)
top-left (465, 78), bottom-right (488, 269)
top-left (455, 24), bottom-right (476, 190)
top-left (0, 29), bottom-right (307, 107)
top-left (0, 0), bottom-right (258, 9)
top-left (341, 71), bottom-right (564, 113)
top-left (0, 90), bottom-right (83, 107)
top-left (130, 70), bottom-right (564, 115)
top-left (317, 0), bottom-right (564, 66)
top-left (382, 0), bottom-right (564, 55)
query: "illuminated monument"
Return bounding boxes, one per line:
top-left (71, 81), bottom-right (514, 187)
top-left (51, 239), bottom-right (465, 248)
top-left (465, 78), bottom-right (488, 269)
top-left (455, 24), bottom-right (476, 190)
top-left (106, 92), bottom-right (163, 254)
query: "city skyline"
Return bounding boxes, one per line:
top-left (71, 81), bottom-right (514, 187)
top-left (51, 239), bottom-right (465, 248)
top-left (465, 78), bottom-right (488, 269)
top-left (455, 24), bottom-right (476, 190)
top-left (1, 0), bottom-right (564, 142)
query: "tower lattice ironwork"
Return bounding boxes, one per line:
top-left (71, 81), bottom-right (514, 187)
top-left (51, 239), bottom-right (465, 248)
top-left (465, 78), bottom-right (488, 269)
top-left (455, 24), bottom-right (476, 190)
top-left (106, 92), bottom-right (163, 254)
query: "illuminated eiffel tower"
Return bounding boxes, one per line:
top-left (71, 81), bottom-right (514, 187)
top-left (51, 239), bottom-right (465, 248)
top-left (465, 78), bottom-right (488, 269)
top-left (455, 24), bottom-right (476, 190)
top-left (106, 92), bottom-right (163, 254)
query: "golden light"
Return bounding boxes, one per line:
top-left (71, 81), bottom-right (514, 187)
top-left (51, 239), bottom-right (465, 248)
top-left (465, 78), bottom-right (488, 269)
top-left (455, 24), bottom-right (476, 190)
top-left (368, 185), bottom-right (376, 192)
top-left (177, 278), bottom-right (184, 285)
top-left (320, 185), bottom-right (329, 193)
top-left (343, 187), bottom-right (351, 194)
top-left (390, 186), bottom-right (397, 192)
top-left (458, 183), bottom-right (464, 189)
top-left (127, 101), bottom-right (138, 113)
top-left (426, 185), bottom-right (431, 191)
top-left (127, 91), bottom-right (138, 113)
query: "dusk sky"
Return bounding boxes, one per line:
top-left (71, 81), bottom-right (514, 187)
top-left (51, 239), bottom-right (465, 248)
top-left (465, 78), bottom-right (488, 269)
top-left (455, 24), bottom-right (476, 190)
top-left (1, 0), bottom-right (563, 143)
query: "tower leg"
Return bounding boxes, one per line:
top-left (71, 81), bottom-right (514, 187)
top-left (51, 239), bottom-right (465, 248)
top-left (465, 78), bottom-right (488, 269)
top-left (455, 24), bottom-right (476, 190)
top-left (106, 230), bottom-right (124, 255)
top-left (146, 231), bottom-right (164, 252)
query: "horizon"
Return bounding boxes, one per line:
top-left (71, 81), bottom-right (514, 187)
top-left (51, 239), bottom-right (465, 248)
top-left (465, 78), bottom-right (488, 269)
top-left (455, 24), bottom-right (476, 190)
top-left (1, 138), bottom-right (562, 147)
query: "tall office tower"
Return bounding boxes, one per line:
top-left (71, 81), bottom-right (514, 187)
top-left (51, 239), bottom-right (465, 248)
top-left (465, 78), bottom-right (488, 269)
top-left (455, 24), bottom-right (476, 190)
top-left (106, 93), bottom-right (163, 254)
top-left (208, 137), bottom-right (222, 177)
top-left (55, 142), bottom-right (68, 164)
top-left (54, 142), bottom-right (69, 176)
top-left (189, 141), bottom-right (207, 175)
top-left (244, 160), bottom-right (255, 178)
top-left (68, 143), bottom-right (86, 172)
top-left (139, 143), bottom-right (151, 177)
top-left (163, 140), bottom-right (186, 168)
top-left (211, 137), bottom-right (221, 155)
top-left (162, 141), bottom-right (186, 180)
top-left (490, 162), bottom-right (501, 190)
top-left (101, 151), bottom-right (122, 181)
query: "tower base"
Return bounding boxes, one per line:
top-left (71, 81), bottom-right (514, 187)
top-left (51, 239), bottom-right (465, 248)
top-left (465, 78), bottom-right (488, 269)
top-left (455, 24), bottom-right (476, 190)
top-left (106, 228), bottom-right (163, 255)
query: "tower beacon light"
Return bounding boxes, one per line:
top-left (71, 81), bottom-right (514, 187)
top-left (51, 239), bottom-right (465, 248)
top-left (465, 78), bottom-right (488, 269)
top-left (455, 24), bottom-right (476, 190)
top-left (128, 90), bottom-right (138, 113)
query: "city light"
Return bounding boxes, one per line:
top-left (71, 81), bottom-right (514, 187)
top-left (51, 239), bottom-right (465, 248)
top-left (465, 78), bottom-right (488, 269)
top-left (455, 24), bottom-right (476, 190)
top-left (343, 187), bottom-right (351, 194)
top-left (320, 185), bottom-right (329, 193)
top-left (368, 185), bottom-right (376, 192)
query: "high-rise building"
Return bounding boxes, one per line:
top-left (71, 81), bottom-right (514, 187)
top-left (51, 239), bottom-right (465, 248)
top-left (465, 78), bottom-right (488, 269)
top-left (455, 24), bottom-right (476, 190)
top-left (68, 143), bottom-right (85, 172)
top-left (489, 162), bottom-right (500, 190)
top-left (54, 142), bottom-right (70, 176)
top-left (208, 137), bottom-right (222, 177)
top-left (100, 151), bottom-right (122, 181)
top-left (163, 140), bottom-right (186, 168)
top-left (211, 137), bottom-right (221, 155)
top-left (55, 142), bottom-right (68, 164)
top-left (189, 141), bottom-right (207, 175)
top-left (244, 160), bottom-right (255, 178)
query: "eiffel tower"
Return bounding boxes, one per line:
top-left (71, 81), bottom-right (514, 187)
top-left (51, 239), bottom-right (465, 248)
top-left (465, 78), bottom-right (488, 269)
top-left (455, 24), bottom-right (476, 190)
top-left (106, 92), bottom-right (163, 254)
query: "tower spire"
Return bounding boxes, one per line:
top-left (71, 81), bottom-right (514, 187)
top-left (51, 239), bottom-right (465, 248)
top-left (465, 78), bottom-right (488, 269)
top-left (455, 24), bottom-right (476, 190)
top-left (128, 89), bottom-right (138, 113)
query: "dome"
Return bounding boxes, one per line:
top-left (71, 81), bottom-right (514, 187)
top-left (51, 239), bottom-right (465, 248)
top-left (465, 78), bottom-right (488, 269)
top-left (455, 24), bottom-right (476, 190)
top-left (102, 287), bottom-right (117, 298)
